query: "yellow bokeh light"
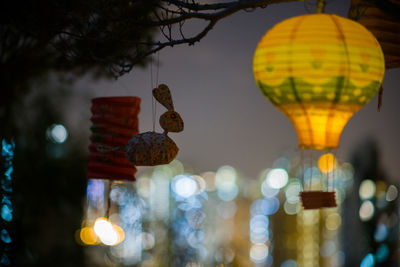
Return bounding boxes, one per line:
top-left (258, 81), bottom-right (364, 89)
top-left (112, 224), bottom-right (125, 246)
top-left (325, 213), bottom-right (341, 231)
top-left (318, 153), bottom-right (337, 173)
top-left (253, 14), bottom-right (385, 149)
top-left (80, 227), bottom-right (98, 245)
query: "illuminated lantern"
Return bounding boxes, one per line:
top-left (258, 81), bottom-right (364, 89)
top-left (253, 14), bottom-right (385, 209)
top-left (82, 96), bottom-right (140, 246)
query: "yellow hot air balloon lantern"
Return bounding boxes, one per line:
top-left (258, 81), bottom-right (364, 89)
top-left (253, 14), bottom-right (385, 209)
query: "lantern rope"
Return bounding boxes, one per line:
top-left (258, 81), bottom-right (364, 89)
top-left (150, 51), bottom-right (161, 132)
top-left (105, 181), bottom-right (112, 219)
top-left (301, 149), bottom-right (305, 192)
top-left (308, 149), bottom-right (313, 190)
top-left (150, 57), bottom-right (156, 132)
top-left (333, 147), bottom-right (338, 192)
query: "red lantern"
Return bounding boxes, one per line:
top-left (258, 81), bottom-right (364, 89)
top-left (87, 97), bottom-right (141, 181)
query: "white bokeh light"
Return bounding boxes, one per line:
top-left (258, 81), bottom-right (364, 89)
top-left (250, 244), bottom-right (269, 263)
top-left (48, 124), bottom-right (68, 143)
top-left (172, 175), bottom-right (198, 198)
top-left (266, 168), bottom-right (288, 189)
top-left (94, 218), bottom-right (119, 246)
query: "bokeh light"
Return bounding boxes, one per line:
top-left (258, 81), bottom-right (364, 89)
top-left (359, 180), bottom-right (376, 200)
top-left (284, 201), bottom-right (300, 215)
top-left (266, 168), bottom-right (288, 189)
top-left (93, 217), bottom-right (124, 246)
top-left (386, 185), bottom-right (398, 202)
top-left (1, 203), bottom-right (12, 222)
top-left (201, 172), bottom-right (216, 192)
top-left (359, 201), bottom-right (375, 221)
top-left (0, 229), bottom-right (11, 244)
top-left (80, 227), bottom-right (98, 245)
top-left (376, 244), bottom-right (389, 262)
top-left (360, 253), bottom-right (375, 267)
top-left (251, 197), bottom-right (279, 216)
top-left (373, 224), bottom-right (388, 242)
top-left (47, 124), bottom-right (68, 143)
top-left (318, 153), bottom-right (337, 173)
top-left (325, 213), bottom-right (341, 231)
top-left (217, 183), bottom-right (238, 201)
top-left (250, 244), bottom-right (269, 263)
top-left (261, 179), bottom-right (279, 198)
top-left (215, 165), bottom-right (237, 187)
top-left (172, 174), bottom-right (198, 198)
top-left (285, 180), bottom-right (301, 204)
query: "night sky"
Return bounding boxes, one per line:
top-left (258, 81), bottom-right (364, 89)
top-left (74, 1), bottom-right (400, 182)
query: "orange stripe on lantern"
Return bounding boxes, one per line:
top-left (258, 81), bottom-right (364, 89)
top-left (87, 97), bottom-right (141, 181)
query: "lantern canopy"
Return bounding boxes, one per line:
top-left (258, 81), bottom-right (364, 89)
top-left (253, 14), bottom-right (385, 150)
top-left (87, 97), bottom-right (141, 181)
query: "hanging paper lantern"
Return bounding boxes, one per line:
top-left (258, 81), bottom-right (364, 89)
top-left (349, 0), bottom-right (400, 69)
top-left (87, 96), bottom-right (140, 181)
top-left (253, 14), bottom-right (385, 209)
top-left (253, 13), bottom-right (385, 150)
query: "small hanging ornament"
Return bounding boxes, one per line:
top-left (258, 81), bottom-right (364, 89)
top-left (125, 84), bottom-right (184, 166)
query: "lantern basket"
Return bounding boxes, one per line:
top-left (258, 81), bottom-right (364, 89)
top-left (300, 191), bottom-right (337, 210)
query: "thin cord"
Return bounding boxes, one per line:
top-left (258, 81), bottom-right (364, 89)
top-left (154, 51), bottom-right (160, 130)
top-left (326, 149), bottom-right (329, 191)
top-left (150, 58), bottom-right (156, 132)
top-left (309, 149), bottom-right (313, 190)
top-left (106, 181), bottom-right (112, 218)
top-left (301, 149), bottom-right (304, 191)
top-left (156, 51), bottom-right (160, 86)
top-left (333, 148), bottom-right (338, 192)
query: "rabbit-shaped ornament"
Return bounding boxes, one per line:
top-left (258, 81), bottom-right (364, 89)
top-left (125, 84), bottom-right (184, 166)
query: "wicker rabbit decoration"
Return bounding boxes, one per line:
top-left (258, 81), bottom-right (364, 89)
top-left (125, 84), bottom-right (184, 166)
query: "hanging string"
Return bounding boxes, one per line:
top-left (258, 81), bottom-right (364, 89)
top-left (301, 149), bottom-right (305, 192)
top-left (156, 51), bottom-right (160, 86)
top-left (154, 51), bottom-right (160, 130)
top-left (149, 51), bottom-right (161, 132)
top-left (150, 56), bottom-right (156, 132)
top-left (309, 149), bottom-right (313, 190)
top-left (333, 147), bottom-right (338, 192)
top-left (325, 149), bottom-right (330, 191)
top-left (105, 181), bottom-right (112, 218)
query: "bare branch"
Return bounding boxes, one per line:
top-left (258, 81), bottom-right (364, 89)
top-left (51, 0), bottom-right (304, 76)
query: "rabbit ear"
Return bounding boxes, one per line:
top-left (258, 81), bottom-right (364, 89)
top-left (152, 84), bottom-right (174, 110)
